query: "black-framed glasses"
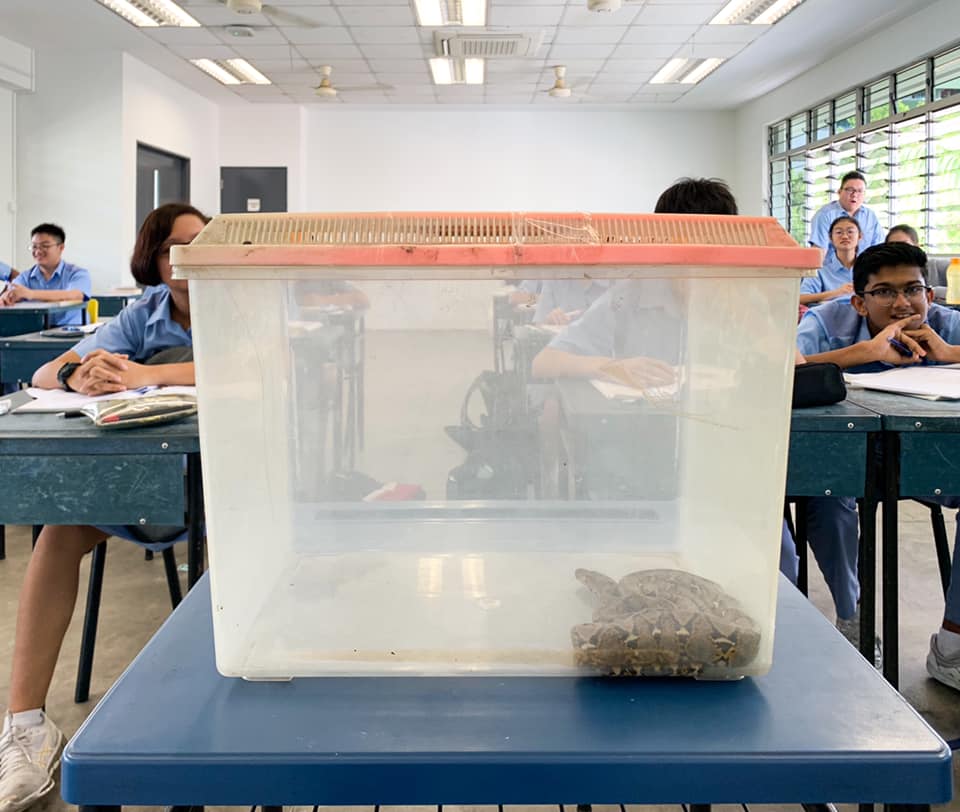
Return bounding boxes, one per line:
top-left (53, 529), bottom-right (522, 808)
top-left (30, 241), bottom-right (62, 252)
top-left (857, 284), bottom-right (931, 303)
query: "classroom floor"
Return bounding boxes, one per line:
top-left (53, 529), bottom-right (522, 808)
top-left (1, 328), bottom-right (958, 811)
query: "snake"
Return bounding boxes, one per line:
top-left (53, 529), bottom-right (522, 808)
top-left (570, 567), bottom-right (761, 677)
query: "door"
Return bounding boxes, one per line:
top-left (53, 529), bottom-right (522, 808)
top-left (136, 143), bottom-right (190, 231)
top-left (220, 167), bottom-right (287, 214)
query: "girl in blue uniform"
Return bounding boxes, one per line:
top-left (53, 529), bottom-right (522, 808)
top-left (0, 203), bottom-right (208, 812)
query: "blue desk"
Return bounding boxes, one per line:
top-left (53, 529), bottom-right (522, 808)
top-left (0, 330), bottom-right (82, 387)
top-left (0, 300), bottom-right (87, 336)
top-left (61, 574), bottom-right (952, 809)
top-left (92, 290), bottom-right (141, 318)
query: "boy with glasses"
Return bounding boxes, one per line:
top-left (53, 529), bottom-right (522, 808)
top-left (809, 171), bottom-right (884, 264)
top-left (797, 242), bottom-right (960, 689)
top-left (0, 223), bottom-right (90, 326)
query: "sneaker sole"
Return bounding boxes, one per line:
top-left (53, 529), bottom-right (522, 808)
top-left (926, 652), bottom-right (960, 691)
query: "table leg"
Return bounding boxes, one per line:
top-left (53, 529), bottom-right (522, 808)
top-left (881, 431), bottom-right (900, 688)
top-left (186, 453), bottom-right (205, 589)
top-left (859, 432), bottom-right (881, 669)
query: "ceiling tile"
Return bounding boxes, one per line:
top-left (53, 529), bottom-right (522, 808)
top-left (384, 71), bottom-right (436, 86)
top-left (691, 24), bottom-right (767, 43)
top-left (556, 58), bottom-right (606, 72)
top-left (303, 57), bottom-right (370, 71)
top-left (547, 43), bottom-right (617, 60)
top-left (384, 84), bottom-right (438, 96)
top-left (356, 43), bottom-right (426, 59)
top-left (632, 4), bottom-right (722, 25)
top-left (611, 42), bottom-right (684, 58)
top-left (280, 26), bottom-right (355, 44)
top-left (607, 57), bottom-right (673, 72)
top-left (183, 7), bottom-right (273, 26)
top-left (553, 26), bottom-right (627, 44)
top-left (350, 26), bottom-right (421, 44)
top-left (486, 58), bottom-right (548, 74)
top-left (367, 58), bottom-right (431, 73)
top-left (674, 41), bottom-right (745, 58)
top-left (225, 44), bottom-right (301, 59)
top-left (340, 92), bottom-right (388, 102)
top-left (141, 27), bottom-right (223, 45)
top-left (331, 0), bottom-right (408, 5)
top-left (263, 5), bottom-right (342, 25)
top-left (213, 26), bottom-right (289, 45)
top-left (560, 5), bottom-right (643, 26)
top-left (620, 24), bottom-right (698, 43)
top-left (338, 6), bottom-right (415, 25)
top-left (294, 43), bottom-right (364, 58)
top-left (241, 56), bottom-right (311, 72)
top-left (168, 43), bottom-right (238, 59)
top-left (487, 6), bottom-right (567, 27)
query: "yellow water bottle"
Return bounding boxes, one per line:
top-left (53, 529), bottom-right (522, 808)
top-left (947, 258), bottom-right (960, 305)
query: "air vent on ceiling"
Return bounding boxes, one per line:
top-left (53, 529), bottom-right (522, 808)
top-left (433, 30), bottom-right (543, 59)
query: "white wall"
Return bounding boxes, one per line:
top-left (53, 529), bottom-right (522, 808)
top-left (121, 53), bottom-right (220, 286)
top-left (734, 0), bottom-right (960, 216)
top-left (303, 110), bottom-right (736, 212)
top-left (0, 88), bottom-right (15, 265)
top-left (219, 104), bottom-right (305, 213)
top-left (16, 48), bottom-right (123, 284)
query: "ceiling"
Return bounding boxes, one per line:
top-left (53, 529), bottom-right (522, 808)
top-left (0, 0), bottom-right (941, 108)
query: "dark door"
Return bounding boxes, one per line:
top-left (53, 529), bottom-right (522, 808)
top-left (136, 143), bottom-right (190, 231)
top-left (220, 167), bottom-right (287, 214)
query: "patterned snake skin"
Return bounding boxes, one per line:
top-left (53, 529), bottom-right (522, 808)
top-left (571, 568), bottom-right (761, 677)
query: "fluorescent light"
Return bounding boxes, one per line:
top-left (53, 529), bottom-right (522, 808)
top-left (191, 59), bottom-right (242, 85)
top-left (414, 0), bottom-right (486, 27)
top-left (681, 58), bottom-right (725, 84)
top-left (650, 58), bottom-right (689, 85)
top-left (429, 57), bottom-right (455, 85)
top-left (225, 58), bottom-right (272, 85)
top-left (752, 0), bottom-right (804, 25)
top-left (709, 0), bottom-right (805, 25)
top-left (464, 58), bottom-right (484, 85)
top-left (97, 0), bottom-right (200, 27)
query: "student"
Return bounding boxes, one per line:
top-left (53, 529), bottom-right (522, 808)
top-left (809, 171), bottom-right (884, 263)
top-left (0, 260), bottom-right (18, 287)
top-left (0, 203), bottom-right (208, 812)
top-left (885, 224), bottom-right (920, 245)
top-left (797, 241), bottom-right (960, 689)
top-left (533, 279), bottom-right (610, 325)
top-left (799, 215), bottom-right (860, 306)
top-left (0, 224), bottom-right (91, 326)
top-left (530, 177), bottom-right (801, 584)
top-left (885, 224), bottom-right (950, 287)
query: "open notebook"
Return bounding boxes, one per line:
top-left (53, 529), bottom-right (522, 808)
top-left (13, 386), bottom-right (197, 414)
top-left (843, 366), bottom-right (960, 400)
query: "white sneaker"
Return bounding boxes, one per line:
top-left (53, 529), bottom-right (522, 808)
top-left (0, 712), bottom-right (63, 812)
top-left (926, 634), bottom-right (960, 691)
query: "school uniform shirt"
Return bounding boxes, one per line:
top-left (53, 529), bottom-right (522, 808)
top-left (548, 279), bottom-right (685, 364)
top-left (73, 284), bottom-right (190, 362)
top-left (796, 299), bottom-right (960, 373)
top-left (0, 261), bottom-right (12, 281)
top-left (533, 279), bottom-right (611, 324)
top-left (799, 252), bottom-right (855, 301)
top-left (517, 280), bottom-right (543, 295)
top-left (14, 260), bottom-right (92, 326)
top-left (808, 201), bottom-right (884, 261)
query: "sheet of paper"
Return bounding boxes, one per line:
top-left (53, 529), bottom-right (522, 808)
top-left (14, 385), bottom-right (197, 414)
top-left (843, 367), bottom-right (960, 400)
top-left (590, 379), bottom-right (679, 402)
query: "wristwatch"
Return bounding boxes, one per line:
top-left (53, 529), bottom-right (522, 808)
top-left (57, 361), bottom-right (81, 392)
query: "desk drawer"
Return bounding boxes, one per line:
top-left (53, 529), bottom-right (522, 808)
top-left (899, 433), bottom-right (960, 497)
top-left (787, 432), bottom-right (868, 497)
top-left (2, 455), bottom-right (186, 525)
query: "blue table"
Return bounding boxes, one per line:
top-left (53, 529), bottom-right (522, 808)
top-left (61, 574), bottom-right (952, 809)
top-left (0, 330), bottom-right (82, 387)
top-left (0, 300), bottom-right (87, 336)
top-left (92, 290), bottom-right (141, 318)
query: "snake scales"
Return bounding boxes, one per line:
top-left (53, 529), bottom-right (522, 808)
top-left (571, 567), bottom-right (761, 677)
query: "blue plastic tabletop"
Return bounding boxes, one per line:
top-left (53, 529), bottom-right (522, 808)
top-left (61, 575), bottom-right (952, 808)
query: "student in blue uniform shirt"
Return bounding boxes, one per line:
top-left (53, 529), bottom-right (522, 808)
top-left (809, 171), bottom-right (884, 263)
top-left (0, 224), bottom-right (91, 326)
top-left (0, 203), bottom-right (209, 812)
top-left (799, 215), bottom-right (860, 306)
top-left (797, 242), bottom-right (960, 688)
top-left (531, 177), bottom-right (801, 585)
top-left (0, 260), bottom-right (18, 285)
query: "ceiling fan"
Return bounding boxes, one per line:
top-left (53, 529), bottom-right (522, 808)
top-left (313, 66), bottom-right (394, 100)
top-left (214, 0), bottom-right (323, 27)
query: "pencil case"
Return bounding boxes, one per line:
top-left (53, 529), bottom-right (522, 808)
top-left (792, 362), bottom-right (846, 408)
top-left (80, 394), bottom-right (197, 429)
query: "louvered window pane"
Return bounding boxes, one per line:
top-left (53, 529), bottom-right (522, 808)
top-left (859, 128), bottom-right (891, 228)
top-left (890, 119), bottom-right (926, 233)
top-left (835, 92), bottom-right (857, 132)
top-left (929, 107), bottom-right (960, 253)
top-left (770, 159), bottom-right (788, 229)
top-left (789, 112), bottom-right (808, 149)
top-left (895, 62), bottom-right (927, 114)
top-left (813, 103), bottom-right (831, 141)
top-left (865, 78), bottom-right (891, 124)
top-left (933, 47), bottom-right (960, 103)
top-left (789, 156), bottom-right (806, 243)
top-left (769, 120), bottom-right (788, 156)
top-left (806, 145), bottom-right (833, 211)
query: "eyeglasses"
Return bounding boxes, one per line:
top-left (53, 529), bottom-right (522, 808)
top-left (831, 228), bottom-right (860, 237)
top-left (858, 284), bottom-right (930, 303)
top-left (840, 187), bottom-right (864, 195)
top-left (30, 241), bottom-right (62, 252)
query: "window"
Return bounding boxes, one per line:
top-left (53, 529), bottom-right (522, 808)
top-left (768, 43), bottom-right (960, 252)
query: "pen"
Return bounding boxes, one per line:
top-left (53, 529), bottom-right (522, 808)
top-left (888, 336), bottom-right (915, 358)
